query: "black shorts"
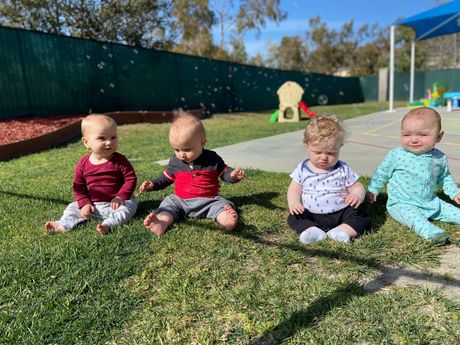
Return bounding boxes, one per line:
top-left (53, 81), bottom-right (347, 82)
top-left (287, 206), bottom-right (371, 235)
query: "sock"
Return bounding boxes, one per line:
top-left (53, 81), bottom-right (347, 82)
top-left (299, 227), bottom-right (327, 244)
top-left (327, 227), bottom-right (351, 243)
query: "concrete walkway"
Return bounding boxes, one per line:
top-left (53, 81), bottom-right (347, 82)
top-left (210, 107), bottom-right (460, 178)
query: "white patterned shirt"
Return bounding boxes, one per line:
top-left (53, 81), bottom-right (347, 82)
top-left (290, 160), bottom-right (359, 214)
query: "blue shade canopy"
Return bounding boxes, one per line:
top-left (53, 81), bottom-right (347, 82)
top-left (396, 0), bottom-right (460, 41)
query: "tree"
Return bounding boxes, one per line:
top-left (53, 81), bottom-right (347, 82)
top-left (248, 53), bottom-right (265, 67)
top-left (0, 0), bottom-right (176, 49)
top-left (228, 36), bottom-right (248, 63)
top-left (304, 16), bottom-right (342, 74)
top-left (172, 0), bottom-right (285, 60)
top-left (266, 36), bottom-right (308, 71)
top-left (350, 24), bottom-right (390, 76)
top-left (97, 0), bottom-right (176, 49)
top-left (302, 16), bottom-right (396, 76)
top-left (171, 0), bottom-right (216, 55)
top-left (212, 0), bottom-right (286, 48)
top-left (0, 0), bottom-right (66, 34)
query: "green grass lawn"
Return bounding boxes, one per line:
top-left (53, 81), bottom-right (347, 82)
top-left (1, 102), bottom-right (459, 344)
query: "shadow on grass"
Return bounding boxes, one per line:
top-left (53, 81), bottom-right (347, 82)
top-left (248, 282), bottom-right (366, 345)
top-left (137, 199), bottom-right (162, 216)
top-left (231, 191), bottom-right (282, 210)
top-left (0, 189), bottom-right (69, 205)
top-left (362, 194), bottom-right (388, 235)
top-left (232, 218), bottom-right (460, 343)
top-left (247, 264), bottom-right (460, 344)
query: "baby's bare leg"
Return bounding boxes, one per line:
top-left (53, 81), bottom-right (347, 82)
top-left (44, 221), bottom-right (66, 233)
top-left (338, 223), bottom-right (358, 238)
top-left (216, 205), bottom-right (238, 231)
top-left (144, 212), bottom-right (173, 236)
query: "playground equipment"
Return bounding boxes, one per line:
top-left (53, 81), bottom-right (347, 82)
top-left (430, 81), bottom-right (447, 106)
top-left (407, 81), bottom-right (448, 108)
top-left (274, 81), bottom-right (317, 122)
top-left (298, 101), bottom-right (317, 118)
top-left (444, 91), bottom-right (460, 111)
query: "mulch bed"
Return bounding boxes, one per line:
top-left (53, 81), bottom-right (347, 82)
top-left (0, 109), bottom-right (205, 161)
top-left (0, 115), bottom-right (83, 145)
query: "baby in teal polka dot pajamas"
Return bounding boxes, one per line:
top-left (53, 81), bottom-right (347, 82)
top-left (368, 107), bottom-right (460, 244)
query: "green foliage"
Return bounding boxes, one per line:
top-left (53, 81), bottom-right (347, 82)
top-left (0, 0), bottom-right (176, 49)
top-left (0, 103), bottom-right (458, 343)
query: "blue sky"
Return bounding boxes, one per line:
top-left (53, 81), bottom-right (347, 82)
top-left (234, 0), bottom-right (438, 57)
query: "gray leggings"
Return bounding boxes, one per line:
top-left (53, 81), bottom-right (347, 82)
top-left (57, 196), bottom-right (138, 231)
top-left (155, 194), bottom-right (235, 222)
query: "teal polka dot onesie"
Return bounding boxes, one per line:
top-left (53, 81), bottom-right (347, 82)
top-left (368, 147), bottom-right (460, 242)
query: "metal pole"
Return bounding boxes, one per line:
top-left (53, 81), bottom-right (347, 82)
top-left (389, 25), bottom-right (395, 112)
top-left (410, 40), bottom-right (415, 103)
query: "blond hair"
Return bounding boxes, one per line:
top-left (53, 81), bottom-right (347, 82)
top-left (169, 109), bottom-right (206, 141)
top-left (81, 114), bottom-right (116, 136)
top-left (402, 107), bottom-right (442, 131)
top-left (303, 115), bottom-right (346, 146)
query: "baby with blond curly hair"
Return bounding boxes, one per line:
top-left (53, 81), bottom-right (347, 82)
top-left (287, 115), bottom-right (371, 244)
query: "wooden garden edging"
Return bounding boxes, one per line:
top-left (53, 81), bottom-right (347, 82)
top-left (0, 108), bottom-right (204, 161)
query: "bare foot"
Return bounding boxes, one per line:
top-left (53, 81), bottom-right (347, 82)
top-left (216, 205), bottom-right (238, 231)
top-left (144, 212), bottom-right (167, 236)
top-left (96, 224), bottom-right (109, 236)
top-left (44, 221), bottom-right (65, 233)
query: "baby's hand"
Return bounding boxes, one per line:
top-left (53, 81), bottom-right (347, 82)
top-left (139, 180), bottom-right (154, 194)
top-left (367, 192), bottom-right (377, 203)
top-left (231, 169), bottom-right (246, 181)
top-left (344, 193), bottom-right (363, 208)
top-left (111, 197), bottom-right (124, 210)
top-left (80, 204), bottom-right (95, 219)
top-left (288, 202), bottom-right (305, 215)
top-left (454, 193), bottom-right (460, 205)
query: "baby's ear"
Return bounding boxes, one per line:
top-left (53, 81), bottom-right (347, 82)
top-left (82, 136), bottom-right (90, 149)
top-left (201, 137), bottom-right (207, 147)
top-left (437, 131), bottom-right (444, 142)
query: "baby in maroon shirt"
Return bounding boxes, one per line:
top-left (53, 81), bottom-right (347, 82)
top-left (45, 114), bottom-right (137, 235)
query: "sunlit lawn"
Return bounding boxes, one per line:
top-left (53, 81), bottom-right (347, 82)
top-left (1, 102), bottom-right (459, 344)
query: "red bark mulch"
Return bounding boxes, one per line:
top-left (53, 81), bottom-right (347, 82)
top-left (0, 115), bottom-right (83, 146)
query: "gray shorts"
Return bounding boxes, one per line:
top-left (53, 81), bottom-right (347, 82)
top-left (155, 194), bottom-right (235, 222)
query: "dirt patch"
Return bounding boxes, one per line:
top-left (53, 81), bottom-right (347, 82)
top-left (0, 115), bottom-right (83, 145)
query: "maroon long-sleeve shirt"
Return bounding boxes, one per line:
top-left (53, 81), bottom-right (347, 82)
top-left (73, 152), bottom-right (137, 208)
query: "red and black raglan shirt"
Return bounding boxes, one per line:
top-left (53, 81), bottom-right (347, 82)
top-left (150, 149), bottom-right (236, 199)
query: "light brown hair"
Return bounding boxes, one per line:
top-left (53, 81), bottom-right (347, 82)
top-left (303, 115), bottom-right (346, 146)
top-left (169, 110), bottom-right (206, 142)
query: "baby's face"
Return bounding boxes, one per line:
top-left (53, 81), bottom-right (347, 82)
top-left (305, 137), bottom-right (340, 172)
top-left (401, 114), bottom-right (443, 154)
top-left (82, 121), bottom-right (118, 160)
top-left (169, 129), bottom-right (204, 164)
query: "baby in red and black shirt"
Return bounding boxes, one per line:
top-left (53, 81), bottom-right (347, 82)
top-left (139, 111), bottom-right (245, 236)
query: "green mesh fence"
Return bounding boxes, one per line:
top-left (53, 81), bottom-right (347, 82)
top-left (390, 69), bottom-right (460, 101)
top-left (0, 26), bottom-right (365, 120)
top-left (359, 75), bottom-right (378, 102)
